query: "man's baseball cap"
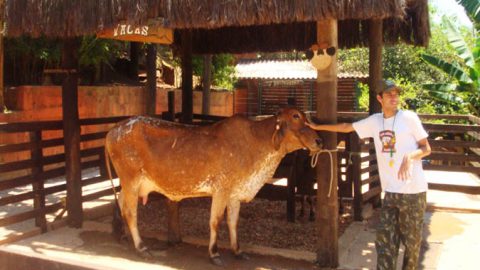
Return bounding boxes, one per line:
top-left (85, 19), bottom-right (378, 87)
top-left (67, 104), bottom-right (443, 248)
top-left (376, 79), bottom-right (401, 94)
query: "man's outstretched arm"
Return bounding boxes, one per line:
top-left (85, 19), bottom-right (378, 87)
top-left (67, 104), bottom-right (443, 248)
top-left (306, 122), bottom-right (355, 133)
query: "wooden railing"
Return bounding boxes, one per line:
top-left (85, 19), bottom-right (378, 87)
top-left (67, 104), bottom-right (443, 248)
top-left (0, 116), bottom-right (128, 238)
top-left (336, 112), bottom-right (480, 220)
top-left (1, 111), bottom-right (479, 233)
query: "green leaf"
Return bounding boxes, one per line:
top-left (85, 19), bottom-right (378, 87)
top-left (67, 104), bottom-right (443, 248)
top-left (421, 54), bottom-right (472, 83)
top-left (457, 0), bottom-right (480, 25)
top-left (442, 16), bottom-right (475, 67)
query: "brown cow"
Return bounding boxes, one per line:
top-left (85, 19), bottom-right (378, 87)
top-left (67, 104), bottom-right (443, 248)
top-left (105, 108), bottom-right (322, 265)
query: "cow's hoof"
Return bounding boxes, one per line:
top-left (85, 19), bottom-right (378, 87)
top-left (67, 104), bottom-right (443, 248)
top-left (136, 244), bottom-right (154, 259)
top-left (144, 237), bottom-right (168, 251)
top-left (210, 255), bottom-right (224, 267)
top-left (235, 252), bottom-right (250, 260)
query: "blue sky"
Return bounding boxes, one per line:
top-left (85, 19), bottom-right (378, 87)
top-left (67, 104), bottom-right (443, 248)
top-left (430, 0), bottom-right (472, 27)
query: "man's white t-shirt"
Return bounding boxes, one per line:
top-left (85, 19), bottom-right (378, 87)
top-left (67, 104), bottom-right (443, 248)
top-left (352, 110), bottom-right (428, 194)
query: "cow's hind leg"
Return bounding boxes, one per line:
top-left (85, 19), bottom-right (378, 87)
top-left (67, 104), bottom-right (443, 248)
top-left (120, 189), bottom-right (152, 258)
top-left (112, 197), bottom-right (127, 242)
top-left (209, 196), bottom-right (227, 266)
top-left (227, 199), bottom-right (249, 260)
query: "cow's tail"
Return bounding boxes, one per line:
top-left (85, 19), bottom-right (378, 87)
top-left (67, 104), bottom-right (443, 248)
top-left (104, 146), bottom-right (125, 240)
top-left (104, 146), bottom-right (118, 203)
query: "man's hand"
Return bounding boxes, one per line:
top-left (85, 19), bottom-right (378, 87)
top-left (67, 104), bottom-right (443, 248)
top-left (398, 153), bottom-right (413, 180)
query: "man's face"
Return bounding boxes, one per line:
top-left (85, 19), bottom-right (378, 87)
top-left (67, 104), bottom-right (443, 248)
top-left (377, 88), bottom-right (400, 110)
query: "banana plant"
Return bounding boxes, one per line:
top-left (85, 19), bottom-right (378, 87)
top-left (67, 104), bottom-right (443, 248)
top-left (421, 0), bottom-right (480, 115)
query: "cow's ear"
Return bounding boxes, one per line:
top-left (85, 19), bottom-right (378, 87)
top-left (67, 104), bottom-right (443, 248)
top-left (272, 121), bottom-right (285, 150)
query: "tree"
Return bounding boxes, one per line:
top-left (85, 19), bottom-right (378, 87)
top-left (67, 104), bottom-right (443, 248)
top-left (420, 0), bottom-right (480, 115)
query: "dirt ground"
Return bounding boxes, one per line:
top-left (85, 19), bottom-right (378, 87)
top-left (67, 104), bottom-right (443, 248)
top-left (137, 197), bottom-right (353, 253)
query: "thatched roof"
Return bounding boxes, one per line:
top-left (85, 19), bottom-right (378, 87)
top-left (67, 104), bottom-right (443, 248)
top-left (4, 0), bottom-right (430, 53)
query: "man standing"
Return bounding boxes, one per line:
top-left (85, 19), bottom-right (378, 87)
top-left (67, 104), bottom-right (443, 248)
top-left (307, 80), bottom-right (431, 270)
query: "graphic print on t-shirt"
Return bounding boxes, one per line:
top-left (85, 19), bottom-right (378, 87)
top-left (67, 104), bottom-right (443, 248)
top-left (379, 130), bottom-right (396, 154)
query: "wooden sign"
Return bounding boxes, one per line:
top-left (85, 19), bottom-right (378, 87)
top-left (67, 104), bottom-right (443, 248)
top-left (97, 21), bottom-right (173, 44)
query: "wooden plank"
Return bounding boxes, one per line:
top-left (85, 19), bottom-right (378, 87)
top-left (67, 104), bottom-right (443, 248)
top-left (0, 175), bottom-right (34, 190)
top-left (79, 116), bottom-right (129, 125)
top-left (360, 164), bottom-right (378, 174)
top-left (362, 174), bottom-right (380, 186)
top-left (30, 131), bottom-right (47, 232)
top-left (97, 21), bottom-right (173, 44)
top-left (424, 123), bottom-right (480, 133)
top-left (0, 159), bottom-right (35, 173)
top-left (80, 132), bottom-right (108, 142)
top-left (428, 183), bottom-right (480, 194)
top-left (0, 141), bottom-right (36, 154)
top-left (428, 152), bottom-right (480, 162)
top-left (362, 186), bottom-right (382, 203)
top-left (429, 139), bottom-right (480, 148)
top-left (0, 121), bottom-right (62, 133)
top-left (0, 191), bottom-right (35, 206)
top-left (424, 164), bottom-right (480, 174)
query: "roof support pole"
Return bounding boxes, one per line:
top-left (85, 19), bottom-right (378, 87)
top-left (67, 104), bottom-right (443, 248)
top-left (315, 19), bottom-right (339, 268)
top-left (61, 38), bottom-right (83, 228)
top-left (202, 54), bottom-right (212, 115)
top-left (368, 19), bottom-right (383, 207)
top-left (0, 0), bottom-right (5, 112)
top-left (368, 19), bottom-right (383, 114)
top-left (180, 30), bottom-right (193, 123)
top-left (146, 43), bottom-right (157, 115)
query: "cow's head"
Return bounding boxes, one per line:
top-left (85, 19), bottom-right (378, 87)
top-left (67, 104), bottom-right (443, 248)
top-left (272, 108), bottom-right (322, 154)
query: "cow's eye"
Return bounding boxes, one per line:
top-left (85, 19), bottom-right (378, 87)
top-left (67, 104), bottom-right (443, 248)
top-left (293, 114), bottom-right (300, 119)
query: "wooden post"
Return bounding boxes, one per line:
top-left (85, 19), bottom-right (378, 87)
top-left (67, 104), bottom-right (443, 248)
top-left (340, 134), bottom-right (353, 198)
top-left (128, 42), bottom-right (140, 81)
top-left (315, 19), bottom-right (338, 268)
top-left (169, 33), bottom-right (191, 242)
top-left (62, 38), bottom-right (83, 228)
top-left (30, 131), bottom-right (47, 232)
top-left (349, 132), bottom-right (363, 221)
top-left (286, 152), bottom-right (297, 222)
top-left (0, 0), bottom-right (5, 112)
top-left (368, 19), bottom-right (383, 115)
top-left (368, 19), bottom-right (383, 207)
top-left (181, 30), bottom-right (193, 123)
top-left (166, 199), bottom-right (182, 244)
top-left (202, 55), bottom-right (212, 115)
top-left (146, 44), bottom-right (157, 116)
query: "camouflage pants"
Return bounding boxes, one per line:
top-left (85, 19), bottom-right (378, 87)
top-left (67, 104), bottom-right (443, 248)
top-left (376, 192), bottom-right (427, 270)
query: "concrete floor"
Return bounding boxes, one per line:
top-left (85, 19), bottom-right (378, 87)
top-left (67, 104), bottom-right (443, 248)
top-left (1, 170), bottom-right (479, 270)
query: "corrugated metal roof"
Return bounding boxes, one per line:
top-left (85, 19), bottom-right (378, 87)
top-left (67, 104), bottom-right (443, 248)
top-left (235, 59), bottom-right (367, 80)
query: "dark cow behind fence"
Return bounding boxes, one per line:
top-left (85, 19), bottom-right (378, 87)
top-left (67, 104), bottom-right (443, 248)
top-left (105, 108), bottom-right (322, 266)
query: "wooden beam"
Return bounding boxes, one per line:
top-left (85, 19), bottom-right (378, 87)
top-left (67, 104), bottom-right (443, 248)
top-left (0, 0), bottom-right (5, 112)
top-left (315, 19), bottom-right (339, 268)
top-left (202, 55), bottom-right (212, 115)
top-left (181, 30), bottom-right (193, 123)
top-left (367, 19), bottom-right (383, 207)
top-left (96, 21), bottom-right (173, 44)
top-left (128, 42), bottom-right (140, 81)
top-left (368, 19), bottom-right (383, 114)
top-left (146, 44), bottom-right (157, 115)
top-left (61, 38), bottom-right (83, 228)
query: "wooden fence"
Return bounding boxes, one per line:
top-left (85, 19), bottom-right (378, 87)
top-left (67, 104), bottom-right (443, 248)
top-left (1, 112), bottom-right (479, 239)
top-left (0, 116), bottom-right (127, 240)
top-left (337, 112), bottom-right (480, 220)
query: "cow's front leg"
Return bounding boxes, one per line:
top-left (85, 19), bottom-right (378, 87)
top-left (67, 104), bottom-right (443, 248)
top-left (209, 195), bottom-right (227, 266)
top-left (227, 199), bottom-right (249, 260)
